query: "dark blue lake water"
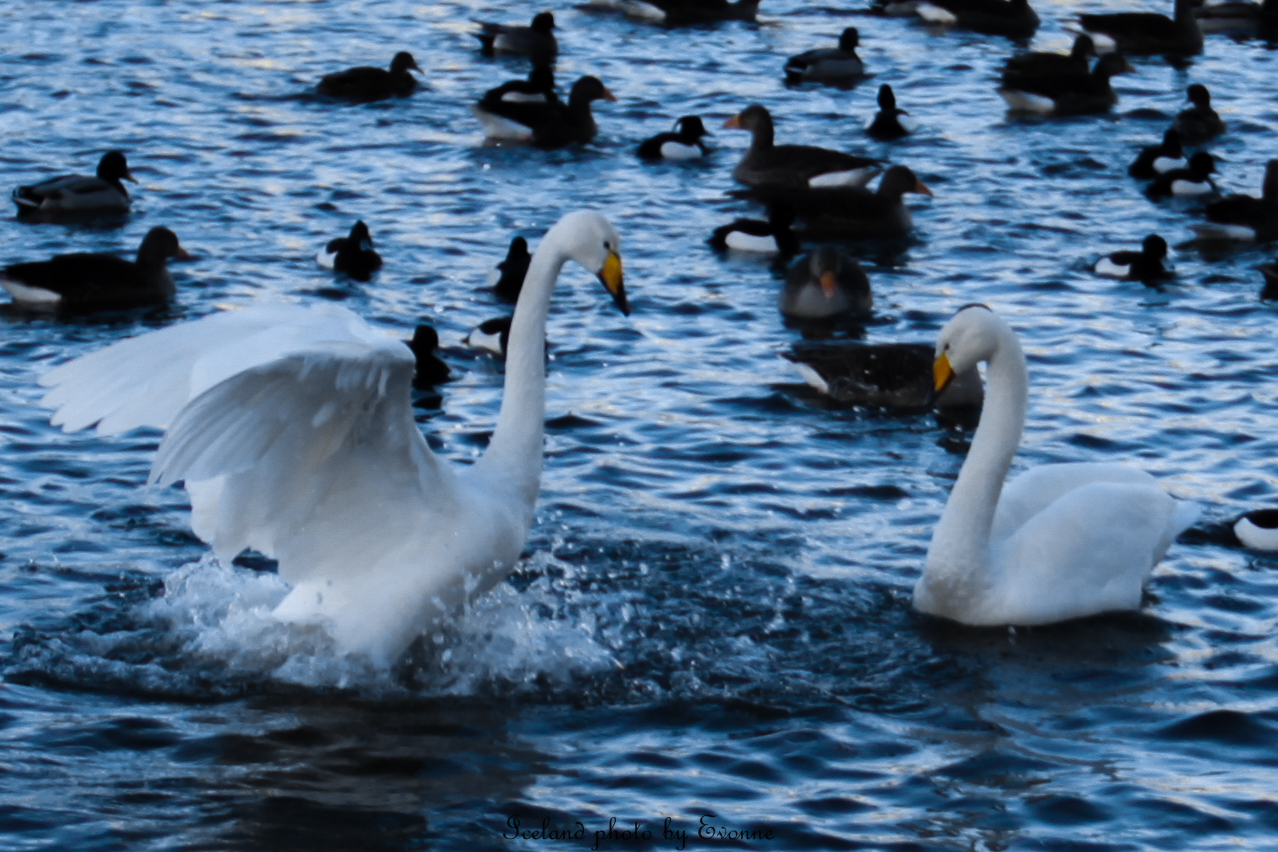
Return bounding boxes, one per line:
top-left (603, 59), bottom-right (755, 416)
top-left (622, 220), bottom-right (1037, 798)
top-left (2, 0), bottom-right (1278, 849)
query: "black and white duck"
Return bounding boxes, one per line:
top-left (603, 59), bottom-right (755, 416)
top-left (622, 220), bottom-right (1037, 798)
top-left (407, 324), bottom-right (452, 389)
top-left (1193, 160), bottom-right (1278, 242)
top-left (1146, 151), bottom-right (1218, 199)
top-left (316, 220), bottom-right (383, 281)
top-left (12, 150), bottom-right (135, 219)
top-left (642, 0), bottom-right (760, 24)
top-left (998, 52), bottom-right (1133, 116)
top-left (1000, 35), bottom-right (1095, 93)
top-left (317, 52), bottom-right (421, 101)
top-left (482, 66), bottom-right (558, 105)
top-left (1129, 129), bottom-right (1187, 179)
top-left (779, 247), bottom-right (872, 320)
top-left (1235, 508), bottom-right (1278, 549)
top-left (1172, 84), bottom-right (1224, 145)
top-left (488, 236), bottom-right (531, 302)
top-left (473, 75), bottom-right (615, 148)
top-left (914, 0), bottom-right (1040, 37)
top-left (708, 204), bottom-right (799, 256)
top-left (473, 12), bottom-right (557, 64)
top-left (783, 28), bottom-right (865, 84)
top-left (466, 316), bottom-right (513, 357)
top-left (747, 165), bottom-right (932, 240)
top-left (1093, 234), bottom-right (1170, 283)
top-left (1, 226), bottom-right (189, 312)
top-left (723, 105), bottom-right (881, 190)
top-left (1078, 0), bottom-right (1203, 56)
top-left (637, 116), bottom-right (712, 160)
top-left (866, 85), bottom-right (915, 141)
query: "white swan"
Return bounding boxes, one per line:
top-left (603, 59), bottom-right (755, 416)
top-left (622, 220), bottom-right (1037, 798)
top-left (39, 210), bottom-right (629, 667)
top-left (916, 305), bottom-right (1199, 625)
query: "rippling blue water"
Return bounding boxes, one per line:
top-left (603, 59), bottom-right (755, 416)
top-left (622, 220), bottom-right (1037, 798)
top-left (3, 0), bottom-right (1278, 849)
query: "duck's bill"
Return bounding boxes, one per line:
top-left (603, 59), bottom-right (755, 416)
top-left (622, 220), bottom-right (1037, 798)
top-left (933, 352), bottom-right (954, 393)
top-left (820, 271), bottom-right (838, 298)
top-left (174, 247), bottom-right (194, 261)
top-left (598, 250), bottom-right (629, 315)
top-left (123, 171), bottom-right (138, 183)
top-left (722, 114), bottom-right (742, 129)
top-left (914, 178), bottom-right (933, 196)
top-left (601, 87), bottom-right (617, 102)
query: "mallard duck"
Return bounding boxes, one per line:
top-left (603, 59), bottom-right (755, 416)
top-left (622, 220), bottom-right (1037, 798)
top-left (317, 52), bottom-right (421, 102)
top-left (12, 150), bottom-right (135, 218)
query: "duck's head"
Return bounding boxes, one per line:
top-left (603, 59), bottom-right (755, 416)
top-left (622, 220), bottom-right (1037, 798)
top-left (532, 11), bottom-right (555, 32)
top-left (838, 27), bottom-right (860, 51)
top-left (1094, 52), bottom-right (1134, 79)
top-left (880, 165), bottom-right (932, 198)
top-left (1142, 234), bottom-right (1168, 260)
top-left (410, 324), bottom-right (440, 354)
top-left (1188, 151), bottom-right (1217, 177)
top-left (1071, 34), bottom-right (1097, 60)
top-left (570, 76), bottom-right (616, 104)
top-left (138, 227), bottom-right (192, 263)
top-left (722, 104), bottom-right (771, 135)
top-left (390, 52), bottom-right (421, 74)
top-left (349, 220), bottom-right (375, 251)
top-left (676, 115), bottom-right (710, 140)
top-left (1186, 83), bottom-right (1211, 109)
top-left (549, 211), bottom-right (628, 316)
top-left (878, 84), bottom-right (904, 114)
top-left (98, 150), bottom-right (136, 184)
top-left (934, 304), bottom-right (1000, 392)
top-left (507, 236), bottom-right (529, 259)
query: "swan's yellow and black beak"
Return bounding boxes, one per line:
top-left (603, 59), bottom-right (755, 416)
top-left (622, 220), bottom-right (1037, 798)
top-left (599, 250), bottom-right (629, 316)
top-left (933, 352), bottom-right (955, 394)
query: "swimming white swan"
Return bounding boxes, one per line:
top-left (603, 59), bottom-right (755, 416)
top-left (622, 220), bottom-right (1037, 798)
top-left (39, 210), bottom-right (629, 667)
top-left (916, 305), bottom-right (1199, 625)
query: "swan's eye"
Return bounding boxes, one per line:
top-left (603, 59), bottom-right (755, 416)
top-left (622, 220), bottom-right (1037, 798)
top-left (604, 240), bottom-right (612, 251)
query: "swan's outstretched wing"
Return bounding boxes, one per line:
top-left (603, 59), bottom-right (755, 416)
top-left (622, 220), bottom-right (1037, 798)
top-left (39, 303), bottom-right (450, 587)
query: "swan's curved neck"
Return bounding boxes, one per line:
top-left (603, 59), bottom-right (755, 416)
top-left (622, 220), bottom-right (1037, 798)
top-left (925, 325), bottom-right (1027, 591)
top-left (476, 237), bottom-right (568, 503)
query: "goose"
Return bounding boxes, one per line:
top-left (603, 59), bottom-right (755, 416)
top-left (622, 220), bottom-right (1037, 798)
top-left (316, 52), bottom-right (421, 102)
top-left (12, 150), bottom-right (135, 218)
top-left (637, 116), bottom-right (712, 160)
top-left (866, 85), bottom-right (915, 141)
top-left (916, 304), bottom-right (1199, 626)
top-left (914, 0), bottom-right (1040, 37)
top-left (473, 12), bottom-right (557, 64)
top-left (743, 165), bottom-right (932, 240)
top-left (778, 247), bottom-right (872, 320)
top-left (1077, 0), bottom-right (1203, 56)
top-left (1093, 234), bottom-right (1170, 283)
top-left (1172, 84), bottom-right (1225, 145)
top-left (316, 220), bottom-right (383, 281)
top-left (1235, 509), bottom-right (1278, 548)
top-left (1193, 160), bottom-right (1278, 242)
top-left (466, 316), bottom-right (513, 357)
top-left (1129, 129), bottom-right (1187, 179)
top-left (1257, 263), bottom-right (1278, 300)
top-left (1146, 151), bottom-right (1218, 199)
top-left (482, 66), bottom-right (558, 105)
top-left (1, 226), bottom-right (190, 313)
top-left (1001, 34), bottom-right (1096, 90)
top-left (473, 75), bottom-right (615, 148)
top-left (488, 236), bottom-right (531, 302)
top-left (37, 211), bottom-right (629, 667)
top-left (407, 324), bottom-right (451, 389)
top-left (708, 204), bottom-right (799, 256)
top-left (1195, 0), bottom-right (1278, 33)
top-left (723, 105), bottom-right (881, 190)
top-left (998, 53), bottom-right (1133, 116)
top-left (785, 340), bottom-right (983, 413)
top-left (783, 28), bottom-right (865, 84)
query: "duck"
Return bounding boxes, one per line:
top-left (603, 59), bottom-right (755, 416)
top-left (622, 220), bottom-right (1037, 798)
top-left (914, 0), bottom-right (1040, 38)
top-left (783, 27), bottom-right (865, 84)
top-left (37, 211), bottom-right (629, 668)
top-left (723, 105), bottom-right (881, 190)
top-left (866, 85), bottom-right (915, 141)
top-left (1146, 151), bottom-right (1218, 199)
top-left (636, 0), bottom-right (761, 24)
top-left (316, 220), bottom-right (383, 281)
top-left (916, 304), bottom-right (1199, 626)
top-left (473, 75), bottom-right (615, 148)
top-left (1235, 509), bottom-right (1278, 549)
top-left (466, 316), bottom-right (513, 357)
top-left (637, 116), bottom-right (712, 160)
top-left (998, 53), bottom-right (1133, 117)
top-left (1196, 0), bottom-right (1278, 34)
top-left (1093, 234), bottom-right (1170, 283)
top-left (12, 150), bottom-right (135, 219)
top-left (1001, 34), bottom-right (1096, 90)
top-left (1, 227), bottom-right (189, 313)
top-left (1078, 0), bottom-right (1203, 56)
top-left (1129, 129), bottom-right (1187, 179)
top-left (744, 165), bottom-right (933, 240)
top-left (708, 204), bottom-right (800, 256)
top-left (316, 52), bottom-right (421, 102)
top-left (779, 247), bottom-right (872, 320)
top-left (482, 66), bottom-right (558, 105)
top-left (1193, 160), bottom-right (1278, 242)
top-left (1257, 263), bottom-right (1278, 300)
top-left (473, 12), bottom-right (557, 64)
top-left (784, 339), bottom-right (984, 413)
top-left (407, 324), bottom-right (452, 389)
top-left (1172, 84), bottom-right (1225, 145)
top-left (489, 236), bottom-right (531, 302)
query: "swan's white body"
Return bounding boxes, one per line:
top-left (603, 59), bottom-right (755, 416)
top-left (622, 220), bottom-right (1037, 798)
top-left (39, 211), bottom-right (626, 667)
top-left (916, 307), bottom-right (1198, 626)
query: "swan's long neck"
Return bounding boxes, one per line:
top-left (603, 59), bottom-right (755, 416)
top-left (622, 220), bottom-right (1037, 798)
top-left (476, 237), bottom-right (568, 506)
top-left (924, 326), bottom-right (1027, 597)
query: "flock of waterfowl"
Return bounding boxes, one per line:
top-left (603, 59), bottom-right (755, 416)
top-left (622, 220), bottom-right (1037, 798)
top-left (9, 0), bottom-right (1278, 667)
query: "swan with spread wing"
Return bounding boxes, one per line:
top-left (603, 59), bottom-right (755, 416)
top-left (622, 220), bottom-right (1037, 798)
top-left (39, 210), bottom-right (629, 667)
